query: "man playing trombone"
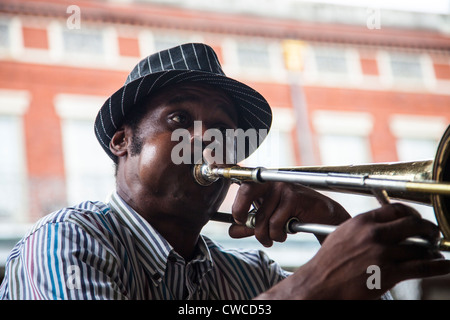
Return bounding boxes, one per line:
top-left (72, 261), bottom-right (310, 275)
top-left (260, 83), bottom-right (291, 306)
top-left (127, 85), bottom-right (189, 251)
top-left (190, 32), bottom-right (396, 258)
top-left (1, 43), bottom-right (449, 300)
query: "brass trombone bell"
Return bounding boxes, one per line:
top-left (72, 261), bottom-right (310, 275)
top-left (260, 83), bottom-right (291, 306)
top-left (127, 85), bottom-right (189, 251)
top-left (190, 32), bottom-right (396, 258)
top-left (194, 125), bottom-right (450, 251)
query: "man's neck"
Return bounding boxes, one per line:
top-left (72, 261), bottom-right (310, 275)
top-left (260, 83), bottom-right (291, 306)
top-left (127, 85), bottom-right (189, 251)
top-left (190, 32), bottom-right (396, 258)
top-left (116, 187), bottom-right (205, 261)
top-left (147, 215), bottom-right (202, 261)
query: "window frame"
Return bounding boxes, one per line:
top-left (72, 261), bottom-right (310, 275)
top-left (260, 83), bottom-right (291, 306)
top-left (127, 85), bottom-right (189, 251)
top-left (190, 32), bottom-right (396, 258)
top-left (0, 89), bottom-right (30, 223)
top-left (54, 93), bottom-right (116, 205)
top-left (48, 21), bottom-right (119, 66)
top-left (303, 44), bottom-right (362, 85)
top-left (377, 50), bottom-right (436, 90)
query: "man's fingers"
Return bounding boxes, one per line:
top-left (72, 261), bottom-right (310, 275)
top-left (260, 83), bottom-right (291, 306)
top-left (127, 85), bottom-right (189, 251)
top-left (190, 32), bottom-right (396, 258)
top-left (395, 259), bottom-right (450, 281)
top-left (377, 215), bottom-right (441, 245)
top-left (386, 244), bottom-right (444, 262)
top-left (232, 182), bottom-right (267, 225)
top-left (266, 197), bottom-right (293, 243)
top-left (253, 190), bottom-right (282, 247)
top-left (369, 203), bottom-right (421, 223)
top-left (228, 224), bottom-right (255, 239)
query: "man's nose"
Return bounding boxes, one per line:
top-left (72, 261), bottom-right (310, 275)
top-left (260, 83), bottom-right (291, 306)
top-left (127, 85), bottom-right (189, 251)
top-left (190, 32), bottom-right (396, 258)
top-left (190, 122), bottom-right (209, 164)
top-left (190, 121), bottom-right (208, 142)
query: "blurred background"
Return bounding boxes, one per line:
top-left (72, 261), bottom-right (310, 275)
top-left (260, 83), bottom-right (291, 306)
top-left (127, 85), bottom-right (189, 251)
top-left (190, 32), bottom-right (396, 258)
top-left (0, 0), bottom-right (449, 299)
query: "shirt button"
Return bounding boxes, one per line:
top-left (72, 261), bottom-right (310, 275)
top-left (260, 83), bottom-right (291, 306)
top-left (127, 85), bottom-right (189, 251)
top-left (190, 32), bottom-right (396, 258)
top-left (152, 273), bottom-right (161, 281)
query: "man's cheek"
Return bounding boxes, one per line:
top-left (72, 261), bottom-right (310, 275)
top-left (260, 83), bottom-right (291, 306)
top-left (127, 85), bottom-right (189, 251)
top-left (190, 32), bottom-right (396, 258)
top-left (139, 145), bottom-right (158, 165)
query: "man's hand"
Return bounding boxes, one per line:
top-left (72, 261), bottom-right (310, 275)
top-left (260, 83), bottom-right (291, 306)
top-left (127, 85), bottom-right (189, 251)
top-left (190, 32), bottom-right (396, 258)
top-left (256, 203), bottom-right (450, 299)
top-left (229, 182), bottom-right (450, 299)
top-left (229, 181), bottom-right (351, 246)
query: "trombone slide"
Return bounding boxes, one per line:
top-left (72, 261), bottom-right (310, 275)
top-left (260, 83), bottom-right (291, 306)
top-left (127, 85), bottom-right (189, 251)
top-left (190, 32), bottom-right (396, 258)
top-left (210, 212), bottom-right (450, 251)
top-left (199, 165), bottom-right (450, 196)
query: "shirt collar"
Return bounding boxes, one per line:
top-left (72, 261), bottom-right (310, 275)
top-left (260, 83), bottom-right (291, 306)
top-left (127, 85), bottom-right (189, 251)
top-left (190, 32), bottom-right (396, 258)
top-left (108, 192), bottom-right (213, 285)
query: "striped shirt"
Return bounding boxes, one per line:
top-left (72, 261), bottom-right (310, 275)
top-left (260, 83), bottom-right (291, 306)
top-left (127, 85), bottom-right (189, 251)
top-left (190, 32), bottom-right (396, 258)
top-left (0, 192), bottom-right (290, 300)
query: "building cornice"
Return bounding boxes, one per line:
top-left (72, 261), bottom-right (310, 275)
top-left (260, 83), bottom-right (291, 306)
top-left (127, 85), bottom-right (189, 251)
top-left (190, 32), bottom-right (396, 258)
top-left (1, 0), bottom-right (449, 51)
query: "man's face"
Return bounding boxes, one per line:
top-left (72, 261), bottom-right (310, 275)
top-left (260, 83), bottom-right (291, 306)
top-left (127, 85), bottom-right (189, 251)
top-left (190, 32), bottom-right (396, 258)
top-left (117, 83), bottom-right (238, 223)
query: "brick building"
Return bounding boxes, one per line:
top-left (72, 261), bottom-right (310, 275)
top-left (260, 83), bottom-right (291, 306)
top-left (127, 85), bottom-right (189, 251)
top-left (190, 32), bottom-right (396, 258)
top-left (0, 0), bottom-right (449, 298)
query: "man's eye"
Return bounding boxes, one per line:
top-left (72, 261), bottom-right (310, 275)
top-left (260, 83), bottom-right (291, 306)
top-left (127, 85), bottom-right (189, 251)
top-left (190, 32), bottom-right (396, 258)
top-left (172, 114), bottom-right (188, 124)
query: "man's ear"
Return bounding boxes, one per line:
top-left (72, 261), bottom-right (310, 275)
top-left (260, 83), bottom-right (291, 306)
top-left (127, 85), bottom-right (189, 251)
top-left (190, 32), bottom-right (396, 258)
top-left (110, 128), bottom-right (128, 158)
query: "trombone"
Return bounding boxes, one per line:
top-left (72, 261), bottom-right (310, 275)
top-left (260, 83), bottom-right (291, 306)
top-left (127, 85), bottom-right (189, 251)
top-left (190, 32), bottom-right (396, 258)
top-left (193, 125), bottom-right (450, 251)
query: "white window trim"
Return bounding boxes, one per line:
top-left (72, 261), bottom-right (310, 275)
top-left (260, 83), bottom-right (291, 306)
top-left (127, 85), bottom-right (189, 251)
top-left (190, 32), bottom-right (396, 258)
top-left (0, 17), bottom-right (24, 57)
top-left (221, 37), bottom-right (238, 73)
top-left (0, 89), bottom-right (30, 223)
top-left (137, 29), bottom-right (153, 58)
top-left (54, 94), bottom-right (106, 121)
top-left (389, 114), bottom-right (447, 140)
top-left (421, 53), bottom-right (437, 90)
top-left (377, 50), bottom-right (392, 88)
top-left (313, 110), bottom-right (374, 137)
top-left (0, 89), bottom-right (30, 116)
top-left (271, 107), bottom-right (295, 131)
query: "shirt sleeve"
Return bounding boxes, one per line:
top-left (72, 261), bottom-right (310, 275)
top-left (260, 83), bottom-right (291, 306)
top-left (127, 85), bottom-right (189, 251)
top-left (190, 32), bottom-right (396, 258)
top-left (1, 220), bottom-right (128, 300)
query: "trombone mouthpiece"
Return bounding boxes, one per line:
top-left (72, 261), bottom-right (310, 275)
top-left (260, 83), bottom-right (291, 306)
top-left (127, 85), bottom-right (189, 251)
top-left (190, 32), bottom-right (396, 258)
top-left (193, 162), bottom-right (264, 186)
top-left (193, 163), bottom-right (219, 186)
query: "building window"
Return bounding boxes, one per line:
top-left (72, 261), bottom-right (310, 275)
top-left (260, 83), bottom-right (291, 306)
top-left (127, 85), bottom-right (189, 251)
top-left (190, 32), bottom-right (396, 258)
top-left (0, 17), bottom-right (22, 56)
top-left (55, 94), bottom-right (115, 205)
top-left (378, 51), bottom-right (435, 88)
top-left (0, 116), bottom-right (27, 221)
top-left (62, 28), bottom-right (105, 56)
top-left (314, 47), bottom-right (348, 75)
top-left (0, 90), bottom-right (29, 222)
top-left (223, 38), bottom-right (284, 80)
top-left (304, 45), bottom-right (361, 84)
top-left (390, 115), bottom-right (446, 162)
top-left (61, 119), bottom-right (115, 205)
top-left (396, 138), bottom-right (439, 161)
top-left (313, 110), bottom-right (377, 215)
top-left (236, 41), bottom-right (271, 69)
top-left (0, 21), bottom-right (9, 49)
top-left (49, 22), bottom-right (118, 64)
top-left (389, 53), bottom-right (423, 81)
top-left (313, 110), bottom-right (373, 165)
top-left (318, 134), bottom-right (371, 165)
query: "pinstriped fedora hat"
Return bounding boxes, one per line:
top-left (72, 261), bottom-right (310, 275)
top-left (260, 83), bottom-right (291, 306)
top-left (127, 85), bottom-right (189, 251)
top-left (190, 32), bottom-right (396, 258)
top-left (94, 43), bottom-right (272, 162)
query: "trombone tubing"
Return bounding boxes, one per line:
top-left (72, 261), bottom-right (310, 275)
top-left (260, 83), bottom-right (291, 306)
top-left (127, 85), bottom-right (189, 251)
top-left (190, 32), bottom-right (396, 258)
top-left (205, 166), bottom-right (450, 196)
top-left (210, 211), bottom-right (450, 251)
top-left (195, 163), bottom-right (450, 251)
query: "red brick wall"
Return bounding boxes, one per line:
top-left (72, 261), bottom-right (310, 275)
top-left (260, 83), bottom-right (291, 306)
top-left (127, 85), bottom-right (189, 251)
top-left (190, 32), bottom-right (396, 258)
top-left (22, 27), bottom-right (49, 49)
top-left (434, 63), bottom-right (450, 80)
top-left (360, 58), bottom-right (379, 76)
top-left (118, 37), bottom-right (140, 57)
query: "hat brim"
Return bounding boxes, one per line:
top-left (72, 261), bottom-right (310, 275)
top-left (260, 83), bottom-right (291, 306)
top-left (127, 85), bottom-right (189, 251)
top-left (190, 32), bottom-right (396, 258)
top-left (95, 69), bottom-right (272, 162)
